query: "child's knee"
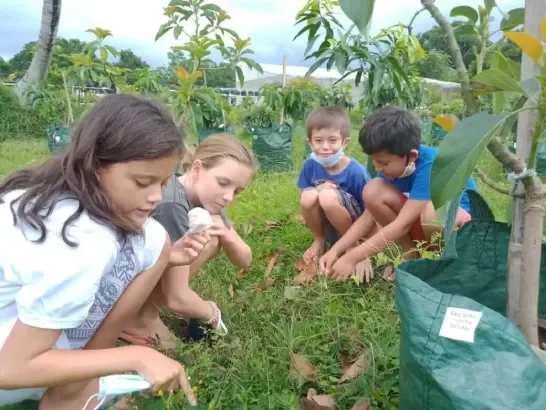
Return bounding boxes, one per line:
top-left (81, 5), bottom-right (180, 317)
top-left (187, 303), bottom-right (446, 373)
top-left (300, 189), bottom-right (319, 210)
top-left (317, 188), bottom-right (342, 211)
top-left (363, 178), bottom-right (402, 208)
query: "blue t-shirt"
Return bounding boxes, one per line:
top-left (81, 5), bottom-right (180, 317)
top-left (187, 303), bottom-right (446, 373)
top-left (297, 158), bottom-right (372, 211)
top-left (378, 144), bottom-right (478, 213)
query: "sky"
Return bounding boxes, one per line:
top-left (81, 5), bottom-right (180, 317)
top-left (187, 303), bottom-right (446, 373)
top-left (0, 0), bottom-right (523, 68)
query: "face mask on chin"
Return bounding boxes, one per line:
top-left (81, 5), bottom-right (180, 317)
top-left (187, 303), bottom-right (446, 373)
top-left (398, 161), bottom-right (416, 178)
top-left (310, 150), bottom-right (345, 168)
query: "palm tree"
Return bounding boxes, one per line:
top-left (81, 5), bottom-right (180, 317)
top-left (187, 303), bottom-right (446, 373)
top-left (14, 0), bottom-right (62, 103)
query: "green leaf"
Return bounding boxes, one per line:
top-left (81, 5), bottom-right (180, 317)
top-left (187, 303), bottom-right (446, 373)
top-left (489, 53), bottom-right (506, 113)
top-left (104, 45), bottom-right (118, 57)
top-left (519, 78), bottom-right (541, 100)
top-left (155, 23), bottom-right (173, 41)
top-left (306, 57), bottom-right (328, 77)
top-left (450, 6), bottom-right (479, 24)
top-left (201, 3), bottom-right (222, 12)
top-left (454, 24), bottom-right (478, 36)
top-left (430, 112), bottom-right (511, 209)
top-left (222, 28), bottom-right (239, 39)
top-left (334, 50), bottom-right (348, 74)
top-left (472, 69), bottom-right (526, 94)
top-left (304, 35), bottom-right (321, 57)
top-left (484, 0), bottom-right (496, 12)
top-left (235, 65), bottom-right (245, 87)
top-left (100, 47), bottom-right (107, 64)
top-left (293, 23), bottom-right (315, 41)
top-left (500, 8), bottom-right (524, 30)
top-left (174, 26), bottom-right (182, 39)
top-left (339, 0), bottom-right (375, 36)
top-left (355, 70), bottom-right (363, 86)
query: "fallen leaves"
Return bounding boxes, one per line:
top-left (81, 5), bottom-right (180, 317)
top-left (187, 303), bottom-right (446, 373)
top-left (228, 283), bottom-right (234, 298)
top-left (242, 223), bottom-right (253, 236)
top-left (264, 220), bottom-right (281, 232)
top-left (236, 268), bottom-right (247, 278)
top-left (339, 350), bottom-right (369, 384)
top-left (300, 389), bottom-right (335, 410)
top-left (289, 352), bottom-right (319, 382)
top-left (350, 399), bottom-right (372, 410)
top-left (293, 257), bottom-right (319, 284)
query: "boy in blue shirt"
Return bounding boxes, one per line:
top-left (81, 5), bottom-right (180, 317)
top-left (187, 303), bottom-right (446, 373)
top-left (298, 106), bottom-right (372, 269)
top-left (320, 106), bottom-right (478, 282)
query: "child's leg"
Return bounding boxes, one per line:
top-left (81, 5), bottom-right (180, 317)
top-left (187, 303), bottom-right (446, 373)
top-left (39, 241), bottom-right (170, 410)
top-left (300, 189), bottom-right (326, 261)
top-left (119, 237), bottom-right (220, 350)
top-left (317, 188), bottom-right (355, 236)
top-left (363, 178), bottom-right (418, 255)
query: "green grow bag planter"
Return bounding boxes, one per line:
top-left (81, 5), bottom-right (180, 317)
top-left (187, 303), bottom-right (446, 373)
top-left (429, 122), bottom-right (448, 146)
top-left (198, 127), bottom-right (234, 143)
top-left (47, 125), bottom-right (71, 154)
top-left (395, 190), bottom-right (546, 410)
top-left (251, 123), bottom-right (293, 173)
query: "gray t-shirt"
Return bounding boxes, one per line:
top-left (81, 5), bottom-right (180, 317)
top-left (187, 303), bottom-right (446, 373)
top-left (152, 174), bottom-right (231, 242)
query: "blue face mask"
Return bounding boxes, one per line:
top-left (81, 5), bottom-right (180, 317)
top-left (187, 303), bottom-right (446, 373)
top-left (310, 150), bottom-right (345, 168)
top-left (83, 375), bottom-right (152, 409)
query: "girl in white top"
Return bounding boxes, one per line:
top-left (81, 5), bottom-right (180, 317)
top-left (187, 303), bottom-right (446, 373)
top-left (0, 95), bottom-right (207, 409)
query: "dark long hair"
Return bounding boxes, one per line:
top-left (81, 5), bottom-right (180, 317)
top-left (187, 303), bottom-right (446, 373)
top-left (0, 94), bottom-right (184, 246)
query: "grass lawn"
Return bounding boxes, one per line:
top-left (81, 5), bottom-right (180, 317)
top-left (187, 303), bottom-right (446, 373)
top-left (0, 127), bottom-right (510, 410)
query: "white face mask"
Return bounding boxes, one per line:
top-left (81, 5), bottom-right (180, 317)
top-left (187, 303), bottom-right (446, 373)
top-left (398, 161), bottom-right (416, 178)
top-left (82, 375), bottom-right (152, 410)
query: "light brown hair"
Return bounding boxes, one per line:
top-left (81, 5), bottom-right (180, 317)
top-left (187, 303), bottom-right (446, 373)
top-left (181, 133), bottom-right (258, 177)
top-left (306, 106), bottom-right (350, 140)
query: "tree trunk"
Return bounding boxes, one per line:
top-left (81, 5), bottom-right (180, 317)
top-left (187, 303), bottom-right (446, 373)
top-left (14, 0), bottom-right (62, 104)
top-left (506, 0), bottom-right (545, 346)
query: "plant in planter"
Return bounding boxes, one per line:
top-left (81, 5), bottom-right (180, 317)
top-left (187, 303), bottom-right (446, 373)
top-left (155, 0), bottom-right (262, 136)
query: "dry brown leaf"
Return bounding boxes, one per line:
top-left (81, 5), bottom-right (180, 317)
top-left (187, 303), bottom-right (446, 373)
top-left (294, 214), bottom-right (306, 224)
top-left (294, 262), bottom-right (318, 284)
top-left (236, 268), bottom-right (248, 278)
top-left (299, 388), bottom-right (336, 409)
top-left (264, 254), bottom-right (279, 280)
top-left (242, 223), bottom-right (253, 236)
top-left (263, 235), bottom-right (272, 245)
top-left (289, 352), bottom-right (319, 381)
top-left (350, 399), bottom-right (371, 410)
top-left (264, 220), bottom-right (281, 232)
top-left (340, 350), bottom-right (369, 384)
top-left (294, 257), bottom-right (306, 272)
top-left (228, 283), bottom-right (234, 298)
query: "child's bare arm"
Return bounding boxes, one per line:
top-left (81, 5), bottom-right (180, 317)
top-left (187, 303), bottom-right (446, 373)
top-left (221, 227), bottom-right (252, 269)
top-left (331, 210), bottom-right (375, 255)
top-left (0, 321), bottom-right (174, 389)
top-left (336, 199), bottom-right (426, 271)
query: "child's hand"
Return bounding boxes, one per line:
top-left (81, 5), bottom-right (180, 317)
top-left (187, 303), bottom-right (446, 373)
top-left (355, 258), bottom-right (374, 283)
top-left (169, 232), bottom-right (210, 266)
top-left (319, 249), bottom-right (338, 274)
top-left (329, 255), bottom-right (357, 281)
top-left (133, 346), bottom-right (197, 405)
top-left (207, 215), bottom-right (230, 238)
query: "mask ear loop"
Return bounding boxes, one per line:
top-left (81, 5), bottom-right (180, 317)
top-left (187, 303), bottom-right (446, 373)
top-left (81, 393), bottom-right (106, 410)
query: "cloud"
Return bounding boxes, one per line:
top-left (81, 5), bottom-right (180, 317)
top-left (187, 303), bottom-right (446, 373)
top-left (0, 0), bottom-right (524, 68)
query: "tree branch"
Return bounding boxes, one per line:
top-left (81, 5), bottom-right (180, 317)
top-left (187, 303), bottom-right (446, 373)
top-left (420, 0), bottom-right (526, 174)
top-left (473, 166), bottom-right (510, 195)
top-left (420, 0), bottom-right (478, 114)
top-left (407, 7), bottom-right (426, 35)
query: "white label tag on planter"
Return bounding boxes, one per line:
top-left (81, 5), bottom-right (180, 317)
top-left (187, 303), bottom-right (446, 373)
top-left (439, 307), bottom-right (482, 343)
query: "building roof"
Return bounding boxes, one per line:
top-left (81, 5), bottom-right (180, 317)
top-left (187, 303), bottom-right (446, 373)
top-left (238, 62), bottom-right (358, 84)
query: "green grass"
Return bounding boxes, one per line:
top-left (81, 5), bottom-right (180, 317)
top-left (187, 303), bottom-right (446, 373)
top-left (0, 128), bottom-right (510, 410)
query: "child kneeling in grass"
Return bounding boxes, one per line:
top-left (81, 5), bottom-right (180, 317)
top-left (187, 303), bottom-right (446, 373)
top-left (320, 106), bottom-right (478, 282)
top-left (298, 106), bottom-right (372, 281)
